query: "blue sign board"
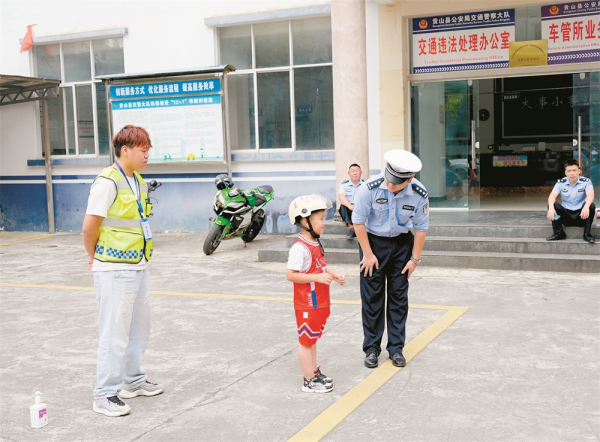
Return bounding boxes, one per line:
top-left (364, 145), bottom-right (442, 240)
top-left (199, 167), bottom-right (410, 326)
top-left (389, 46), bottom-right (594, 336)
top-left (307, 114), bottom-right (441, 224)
top-left (110, 78), bottom-right (221, 100)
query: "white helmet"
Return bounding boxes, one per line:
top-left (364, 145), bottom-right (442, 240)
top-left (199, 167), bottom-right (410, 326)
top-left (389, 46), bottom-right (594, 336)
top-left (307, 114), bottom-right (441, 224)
top-left (289, 194), bottom-right (332, 225)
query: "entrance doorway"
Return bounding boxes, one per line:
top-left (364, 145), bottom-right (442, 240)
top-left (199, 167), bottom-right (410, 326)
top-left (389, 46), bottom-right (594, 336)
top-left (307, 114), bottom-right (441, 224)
top-left (411, 71), bottom-right (599, 210)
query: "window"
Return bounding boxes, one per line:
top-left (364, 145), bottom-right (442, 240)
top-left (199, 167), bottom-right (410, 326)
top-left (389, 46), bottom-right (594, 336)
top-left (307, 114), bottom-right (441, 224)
top-left (34, 38), bottom-right (125, 156)
top-left (219, 17), bottom-right (334, 151)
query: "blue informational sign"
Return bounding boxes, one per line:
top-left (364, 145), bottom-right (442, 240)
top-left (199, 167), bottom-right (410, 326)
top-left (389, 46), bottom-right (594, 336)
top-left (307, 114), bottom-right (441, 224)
top-left (111, 95), bottom-right (221, 110)
top-left (412, 10), bottom-right (515, 33)
top-left (110, 78), bottom-right (221, 100)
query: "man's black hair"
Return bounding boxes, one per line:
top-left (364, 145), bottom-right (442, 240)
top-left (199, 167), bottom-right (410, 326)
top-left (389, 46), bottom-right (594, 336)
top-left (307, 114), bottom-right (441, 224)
top-left (349, 163), bottom-right (361, 169)
top-left (564, 159), bottom-right (580, 169)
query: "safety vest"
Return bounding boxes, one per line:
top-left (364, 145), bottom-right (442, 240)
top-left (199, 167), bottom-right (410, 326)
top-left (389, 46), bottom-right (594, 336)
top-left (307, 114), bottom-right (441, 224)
top-left (93, 166), bottom-right (153, 264)
top-left (292, 235), bottom-right (330, 310)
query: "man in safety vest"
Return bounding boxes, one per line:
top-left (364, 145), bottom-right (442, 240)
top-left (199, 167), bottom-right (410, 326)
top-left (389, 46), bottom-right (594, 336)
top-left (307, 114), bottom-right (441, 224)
top-left (83, 124), bottom-right (164, 417)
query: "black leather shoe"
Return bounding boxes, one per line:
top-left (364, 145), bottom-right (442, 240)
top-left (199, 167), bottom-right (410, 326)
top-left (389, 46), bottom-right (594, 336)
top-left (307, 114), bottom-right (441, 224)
top-left (583, 233), bottom-right (596, 244)
top-left (346, 228), bottom-right (356, 239)
top-left (546, 231), bottom-right (566, 241)
top-left (389, 353), bottom-right (406, 367)
top-left (364, 349), bottom-right (378, 368)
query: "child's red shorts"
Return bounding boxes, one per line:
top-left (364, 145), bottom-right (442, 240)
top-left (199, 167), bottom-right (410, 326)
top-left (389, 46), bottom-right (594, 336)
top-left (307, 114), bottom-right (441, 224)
top-left (295, 307), bottom-right (330, 346)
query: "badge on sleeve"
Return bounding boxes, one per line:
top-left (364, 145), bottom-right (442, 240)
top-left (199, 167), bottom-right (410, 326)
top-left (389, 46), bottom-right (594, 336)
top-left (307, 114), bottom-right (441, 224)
top-left (141, 218), bottom-right (153, 240)
top-left (423, 202), bottom-right (429, 214)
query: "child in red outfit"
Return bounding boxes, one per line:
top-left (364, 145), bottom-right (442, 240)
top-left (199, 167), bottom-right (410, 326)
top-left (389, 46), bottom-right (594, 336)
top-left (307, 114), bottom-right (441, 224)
top-left (286, 194), bottom-right (345, 393)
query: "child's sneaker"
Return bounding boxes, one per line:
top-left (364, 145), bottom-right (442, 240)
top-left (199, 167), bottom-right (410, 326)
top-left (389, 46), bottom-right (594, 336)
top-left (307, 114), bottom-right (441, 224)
top-left (302, 376), bottom-right (333, 393)
top-left (314, 366), bottom-right (333, 386)
top-left (93, 396), bottom-right (131, 417)
top-left (118, 380), bottom-right (165, 399)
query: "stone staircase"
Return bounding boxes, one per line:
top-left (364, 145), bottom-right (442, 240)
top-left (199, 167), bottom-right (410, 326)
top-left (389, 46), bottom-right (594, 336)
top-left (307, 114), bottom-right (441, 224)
top-left (258, 219), bottom-right (600, 273)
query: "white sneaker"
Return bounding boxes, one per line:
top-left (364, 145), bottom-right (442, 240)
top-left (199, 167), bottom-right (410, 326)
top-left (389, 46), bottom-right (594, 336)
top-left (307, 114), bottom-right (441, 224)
top-left (302, 377), bottom-right (333, 393)
top-left (93, 396), bottom-right (131, 417)
top-left (118, 380), bottom-right (165, 399)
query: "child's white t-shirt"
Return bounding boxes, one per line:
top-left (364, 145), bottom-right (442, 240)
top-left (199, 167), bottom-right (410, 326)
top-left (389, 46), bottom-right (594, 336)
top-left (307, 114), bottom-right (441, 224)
top-left (287, 238), bottom-right (318, 273)
top-left (86, 175), bottom-right (149, 271)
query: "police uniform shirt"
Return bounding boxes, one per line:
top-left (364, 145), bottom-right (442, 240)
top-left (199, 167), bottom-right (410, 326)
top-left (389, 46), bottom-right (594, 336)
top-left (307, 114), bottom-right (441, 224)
top-left (338, 179), bottom-right (365, 205)
top-left (552, 177), bottom-right (593, 210)
top-left (352, 174), bottom-right (430, 237)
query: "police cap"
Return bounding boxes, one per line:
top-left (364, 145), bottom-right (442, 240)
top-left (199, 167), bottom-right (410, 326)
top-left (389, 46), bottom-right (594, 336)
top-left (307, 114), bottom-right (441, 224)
top-left (384, 149), bottom-right (422, 184)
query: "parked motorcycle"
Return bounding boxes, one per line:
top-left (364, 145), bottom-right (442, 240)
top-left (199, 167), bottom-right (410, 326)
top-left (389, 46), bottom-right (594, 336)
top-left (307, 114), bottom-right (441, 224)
top-left (203, 174), bottom-right (274, 255)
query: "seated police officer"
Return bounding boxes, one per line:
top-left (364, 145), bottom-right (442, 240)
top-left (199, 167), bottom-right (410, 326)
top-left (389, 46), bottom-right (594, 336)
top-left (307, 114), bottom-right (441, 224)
top-left (547, 159), bottom-right (596, 244)
top-left (338, 163), bottom-right (364, 239)
top-left (352, 150), bottom-right (429, 369)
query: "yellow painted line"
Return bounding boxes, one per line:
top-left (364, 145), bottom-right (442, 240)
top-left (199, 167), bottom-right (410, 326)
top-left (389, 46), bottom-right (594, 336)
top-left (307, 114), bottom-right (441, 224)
top-left (0, 284), bottom-right (453, 310)
top-left (0, 235), bottom-right (53, 246)
top-left (288, 306), bottom-right (469, 442)
top-left (0, 283), bottom-right (94, 291)
top-left (0, 234), bottom-right (41, 237)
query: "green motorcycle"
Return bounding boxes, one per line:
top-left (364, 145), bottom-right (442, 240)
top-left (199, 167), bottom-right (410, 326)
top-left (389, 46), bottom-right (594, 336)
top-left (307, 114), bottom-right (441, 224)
top-left (203, 174), bottom-right (274, 255)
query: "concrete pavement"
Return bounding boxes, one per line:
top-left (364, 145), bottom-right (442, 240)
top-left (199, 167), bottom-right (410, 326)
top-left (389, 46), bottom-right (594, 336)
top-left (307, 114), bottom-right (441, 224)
top-left (0, 231), bottom-right (598, 442)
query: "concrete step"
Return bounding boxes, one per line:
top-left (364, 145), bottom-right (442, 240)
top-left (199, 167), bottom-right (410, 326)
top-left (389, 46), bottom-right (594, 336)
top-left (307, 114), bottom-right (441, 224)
top-left (286, 234), bottom-right (600, 256)
top-left (258, 245), bottom-right (600, 273)
top-left (325, 222), bottom-right (600, 238)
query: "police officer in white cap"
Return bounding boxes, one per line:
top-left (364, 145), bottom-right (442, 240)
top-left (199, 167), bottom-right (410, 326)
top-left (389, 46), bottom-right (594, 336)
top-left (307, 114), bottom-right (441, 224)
top-left (352, 149), bottom-right (429, 369)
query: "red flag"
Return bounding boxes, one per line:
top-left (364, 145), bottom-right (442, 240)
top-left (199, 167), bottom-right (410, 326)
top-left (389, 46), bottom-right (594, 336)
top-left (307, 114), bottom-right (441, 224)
top-left (20, 24), bottom-right (37, 53)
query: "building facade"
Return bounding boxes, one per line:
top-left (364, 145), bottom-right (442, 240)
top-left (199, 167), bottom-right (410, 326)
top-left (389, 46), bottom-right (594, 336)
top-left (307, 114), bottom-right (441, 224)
top-left (0, 0), bottom-right (598, 232)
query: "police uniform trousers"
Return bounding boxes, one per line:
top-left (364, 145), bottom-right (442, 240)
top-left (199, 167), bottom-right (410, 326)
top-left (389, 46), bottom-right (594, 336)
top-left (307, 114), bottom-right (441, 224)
top-left (338, 205), bottom-right (353, 226)
top-left (359, 231), bottom-right (413, 355)
top-left (552, 202), bottom-right (596, 235)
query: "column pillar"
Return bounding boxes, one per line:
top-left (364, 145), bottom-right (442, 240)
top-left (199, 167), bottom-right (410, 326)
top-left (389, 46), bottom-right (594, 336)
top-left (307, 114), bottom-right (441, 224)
top-left (332, 0), bottom-right (370, 197)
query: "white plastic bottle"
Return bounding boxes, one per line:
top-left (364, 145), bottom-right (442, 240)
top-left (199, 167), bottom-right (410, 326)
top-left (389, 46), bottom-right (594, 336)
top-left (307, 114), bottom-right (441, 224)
top-left (30, 391), bottom-right (48, 429)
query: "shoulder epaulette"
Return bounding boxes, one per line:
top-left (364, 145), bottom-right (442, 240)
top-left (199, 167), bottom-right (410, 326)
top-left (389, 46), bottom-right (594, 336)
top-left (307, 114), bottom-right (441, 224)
top-left (367, 177), bottom-right (384, 190)
top-left (412, 183), bottom-right (429, 198)
top-left (579, 177), bottom-right (590, 182)
top-left (559, 178), bottom-right (567, 183)
top-left (341, 179), bottom-right (349, 184)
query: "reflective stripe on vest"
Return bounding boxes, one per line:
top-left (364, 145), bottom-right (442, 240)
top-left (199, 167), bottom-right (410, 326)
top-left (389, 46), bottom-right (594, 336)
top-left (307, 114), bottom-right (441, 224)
top-left (116, 180), bottom-right (148, 193)
top-left (101, 218), bottom-right (141, 228)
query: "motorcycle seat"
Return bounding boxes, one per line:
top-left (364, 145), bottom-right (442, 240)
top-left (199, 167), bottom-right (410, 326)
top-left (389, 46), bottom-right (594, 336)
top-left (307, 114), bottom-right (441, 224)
top-left (257, 185), bottom-right (273, 195)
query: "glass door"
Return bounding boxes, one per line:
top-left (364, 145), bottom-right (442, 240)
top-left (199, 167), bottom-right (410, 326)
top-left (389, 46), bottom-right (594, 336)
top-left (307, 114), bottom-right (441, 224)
top-left (573, 71), bottom-right (600, 208)
top-left (411, 80), bottom-right (480, 209)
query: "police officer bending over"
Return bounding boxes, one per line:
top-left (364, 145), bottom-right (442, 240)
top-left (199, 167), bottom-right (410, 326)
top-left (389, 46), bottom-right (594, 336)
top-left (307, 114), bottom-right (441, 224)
top-left (352, 150), bottom-right (429, 368)
top-left (546, 159), bottom-right (595, 244)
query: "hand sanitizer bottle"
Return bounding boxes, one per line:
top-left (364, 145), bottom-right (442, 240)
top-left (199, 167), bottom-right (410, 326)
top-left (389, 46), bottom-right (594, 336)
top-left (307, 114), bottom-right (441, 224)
top-left (30, 391), bottom-right (48, 429)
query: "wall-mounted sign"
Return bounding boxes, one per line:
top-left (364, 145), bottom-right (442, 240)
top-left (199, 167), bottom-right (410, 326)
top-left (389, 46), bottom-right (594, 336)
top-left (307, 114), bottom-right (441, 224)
top-left (110, 78), bottom-right (221, 99)
top-left (412, 9), bottom-right (515, 74)
top-left (110, 78), bottom-right (224, 163)
top-left (509, 40), bottom-right (548, 67)
top-left (493, 155), bottom-right (528, 167)
top-left (541, 2), bottom-right (600, 64)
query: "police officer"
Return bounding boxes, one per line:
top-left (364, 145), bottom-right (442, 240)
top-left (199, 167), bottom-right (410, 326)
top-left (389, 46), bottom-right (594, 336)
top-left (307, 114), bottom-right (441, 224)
top-left (338, 163), bottom-right (365, 239)
top-left (352, 150), bottom-right (429, 368)
top-left (547, 159), bottom-right (596, 244)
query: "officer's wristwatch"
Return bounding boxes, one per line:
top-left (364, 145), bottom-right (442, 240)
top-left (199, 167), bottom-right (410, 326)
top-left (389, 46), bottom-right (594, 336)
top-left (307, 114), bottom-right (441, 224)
top-left (410, 256), bottom-right (422, 265)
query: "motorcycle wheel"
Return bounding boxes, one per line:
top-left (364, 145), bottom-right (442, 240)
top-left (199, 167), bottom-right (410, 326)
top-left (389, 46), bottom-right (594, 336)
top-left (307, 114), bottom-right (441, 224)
top-left (242, 209), bottom-right (265, 243)
top-left (203, 224), bottom-right (225, 255)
